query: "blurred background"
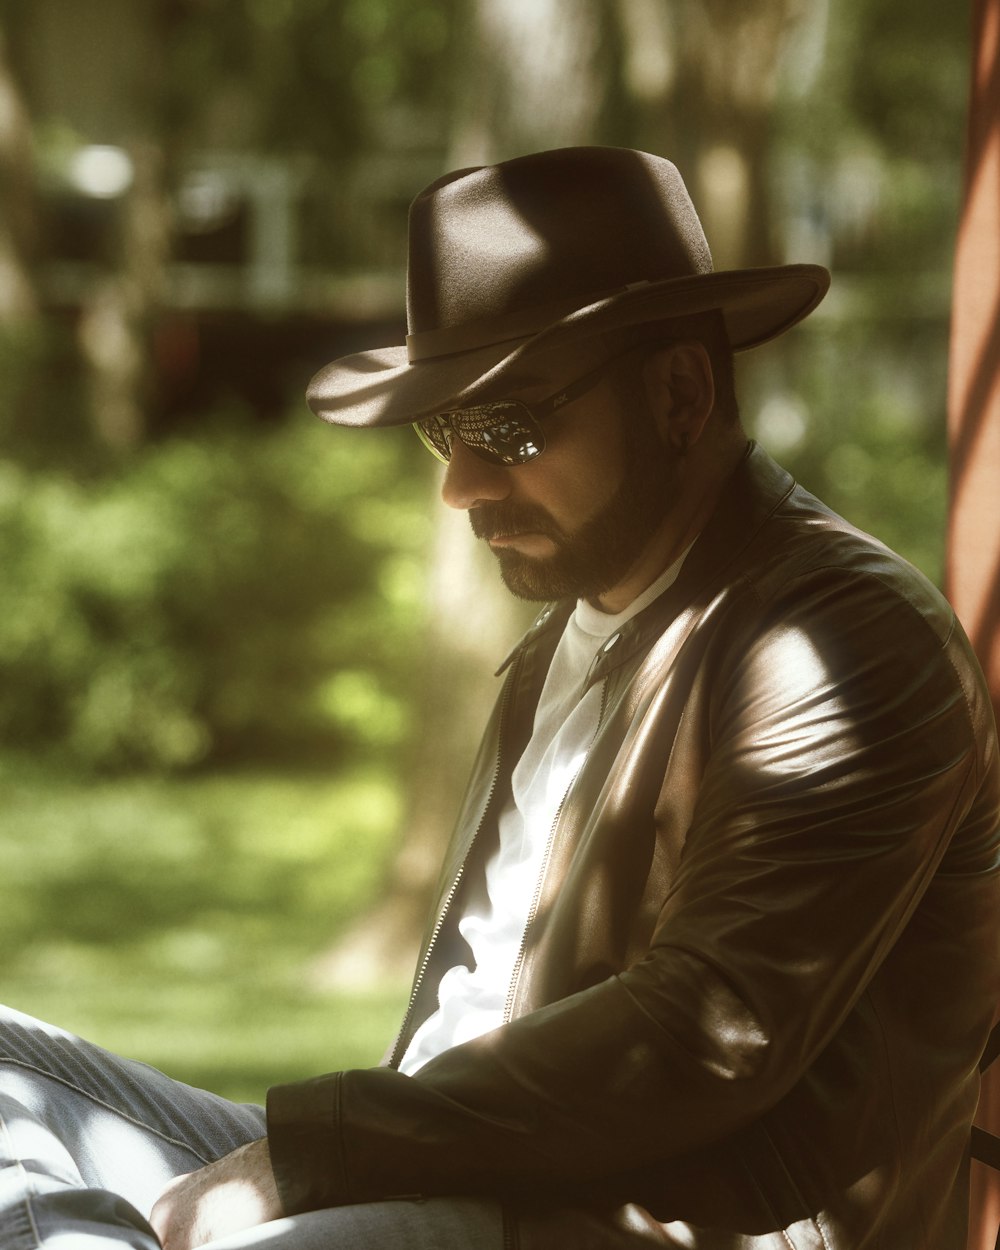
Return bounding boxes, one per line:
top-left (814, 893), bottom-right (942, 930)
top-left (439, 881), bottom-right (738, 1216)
top-left (0, 0), bottom-right (970, 1101)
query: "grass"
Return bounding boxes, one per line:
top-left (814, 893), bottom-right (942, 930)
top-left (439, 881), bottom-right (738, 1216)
top-left (0, 759), bottom-right (413, 1103)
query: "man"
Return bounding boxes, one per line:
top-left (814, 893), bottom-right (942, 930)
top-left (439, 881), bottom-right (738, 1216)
top-left (2, 147), bottom-right (998, 1250)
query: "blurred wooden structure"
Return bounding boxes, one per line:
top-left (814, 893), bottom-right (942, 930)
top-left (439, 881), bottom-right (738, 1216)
top-left (946, 1), bottom-right (1000, 1246)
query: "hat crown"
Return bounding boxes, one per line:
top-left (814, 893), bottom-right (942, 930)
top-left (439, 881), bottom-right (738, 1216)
top-left (405, 147), bottom-right (714, 356)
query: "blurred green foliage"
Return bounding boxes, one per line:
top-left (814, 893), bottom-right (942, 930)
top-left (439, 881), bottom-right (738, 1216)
top-left (164, 0), bottom-right (461, 152)
top-left (0, 417), bottom-right (431, 772)
top-left (743, 0), bottom-right (968, 586)
top-left (743, 310), bottom-right (950, 584)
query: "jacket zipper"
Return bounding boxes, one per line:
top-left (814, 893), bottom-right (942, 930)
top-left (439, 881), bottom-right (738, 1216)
top-left (388, 655), bottom-right (521, 1069)
top-left (501, 674), bottom-right (611, 1025)
top-left (502, 1203), bottom-right (519, 1250)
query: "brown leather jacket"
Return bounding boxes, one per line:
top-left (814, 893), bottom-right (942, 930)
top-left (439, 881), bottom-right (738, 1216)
top-left (268, 444), bottom-right (1000, 1249)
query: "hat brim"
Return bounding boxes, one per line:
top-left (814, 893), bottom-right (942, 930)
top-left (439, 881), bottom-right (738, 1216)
top-left (306, 263), bottom-right (830, 430)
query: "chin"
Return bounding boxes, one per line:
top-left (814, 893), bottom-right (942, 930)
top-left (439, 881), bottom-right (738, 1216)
top-left (494, 550), bottom-right (615, 603)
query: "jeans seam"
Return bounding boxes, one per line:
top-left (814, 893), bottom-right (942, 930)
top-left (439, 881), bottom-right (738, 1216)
top-left (0, 1056), bottom-right (213, 1167)
top-left (0, 1102), bottom-right (43, 1249)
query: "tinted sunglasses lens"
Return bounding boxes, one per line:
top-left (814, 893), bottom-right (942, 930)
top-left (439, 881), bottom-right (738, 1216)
top-left (415, 401), bottom-right (545, 466)
top-left (415, 414), bottom-right (452, 462)
top-left (456, 401), bottom-right (545, 466)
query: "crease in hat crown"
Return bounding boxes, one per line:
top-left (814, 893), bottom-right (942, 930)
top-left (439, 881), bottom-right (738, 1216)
top-left (306, 146), bottom-right (830, 430)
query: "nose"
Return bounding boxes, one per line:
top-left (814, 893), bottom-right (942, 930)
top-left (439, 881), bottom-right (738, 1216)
top-left (440, 437), bottom-right (513, 510)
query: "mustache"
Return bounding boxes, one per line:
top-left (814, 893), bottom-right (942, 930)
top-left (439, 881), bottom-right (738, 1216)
top-left (469, 502), bottom-right (562, 542)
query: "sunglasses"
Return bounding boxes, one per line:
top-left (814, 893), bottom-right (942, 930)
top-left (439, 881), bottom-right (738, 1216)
top-left (414, 346), bottom-right (636, 467)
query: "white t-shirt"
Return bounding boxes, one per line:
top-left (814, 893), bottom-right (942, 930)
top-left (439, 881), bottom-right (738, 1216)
top-left (399, 555), bottom-right (689, 1075)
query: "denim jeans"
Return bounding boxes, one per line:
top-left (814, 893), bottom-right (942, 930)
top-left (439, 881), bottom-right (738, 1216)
top-left (0, 1005), bottom-right (503, 1249)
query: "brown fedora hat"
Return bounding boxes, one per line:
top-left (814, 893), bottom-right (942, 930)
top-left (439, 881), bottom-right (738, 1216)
top-left (307, 146), bottom-right (830, 429)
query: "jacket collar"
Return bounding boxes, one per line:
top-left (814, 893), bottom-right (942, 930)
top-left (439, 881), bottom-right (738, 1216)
top-left (495, 441), bottom-right (795, 684)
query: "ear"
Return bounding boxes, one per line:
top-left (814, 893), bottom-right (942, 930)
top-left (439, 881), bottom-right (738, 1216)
top-left (641, 341), bottom-right (716, 452)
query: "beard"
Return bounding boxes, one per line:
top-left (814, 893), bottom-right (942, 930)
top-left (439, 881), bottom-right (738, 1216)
top-left (469, 414), bottom-right (680, 603)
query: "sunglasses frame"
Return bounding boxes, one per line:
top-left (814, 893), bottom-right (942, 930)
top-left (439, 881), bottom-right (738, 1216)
top-left (414, 345), bottom-right (638, 467)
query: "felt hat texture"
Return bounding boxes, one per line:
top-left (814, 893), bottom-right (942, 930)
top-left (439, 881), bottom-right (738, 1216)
top-left (307, 146), bottom-right (830, 429)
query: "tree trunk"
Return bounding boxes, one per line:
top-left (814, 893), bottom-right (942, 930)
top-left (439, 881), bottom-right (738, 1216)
top-left (77, 138), bottom-right (172, 453)
top-left (448, 0), bottom-right (610, 165)
top-left (311, 507), bottom-right (530, 988)
top-left (619, 0), bottom-right (807, 269)
top-left (0, 23), bottom-right (38, 323)
top-left (945, 2), bottom-right (1000, 1247)
top-left (73, 0), bottom-right (177, 454)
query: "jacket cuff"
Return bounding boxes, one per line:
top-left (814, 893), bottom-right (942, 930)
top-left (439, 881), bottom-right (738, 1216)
top-left (266, 1073), bottom-right (347, 1214)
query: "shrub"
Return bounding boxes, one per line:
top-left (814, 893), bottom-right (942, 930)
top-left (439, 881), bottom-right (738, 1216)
top-left (0, 417), bottom-right (431, 771)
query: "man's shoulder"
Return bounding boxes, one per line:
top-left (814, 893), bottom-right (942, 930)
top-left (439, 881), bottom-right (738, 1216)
top-left (731, 446), bottom-right (952, 642)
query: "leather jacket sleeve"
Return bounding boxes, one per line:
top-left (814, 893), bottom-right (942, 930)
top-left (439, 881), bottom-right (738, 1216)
top-left (266, 559), bottom-right (1000, 1216)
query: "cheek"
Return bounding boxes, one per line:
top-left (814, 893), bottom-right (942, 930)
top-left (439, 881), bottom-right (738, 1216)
top-left (515, 395), bottom-right (634, 520)
top-left (566, 410), bottom-right (634, 497)
top-left (572, 450), bottom-right (624, 503)
top-left (528, 448), bottom-right (626, 528)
